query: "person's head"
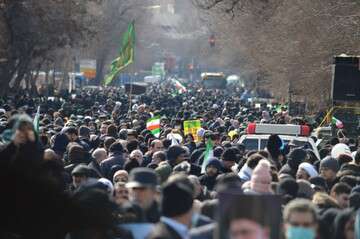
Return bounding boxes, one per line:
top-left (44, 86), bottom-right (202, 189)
top-left (283, 199), bottom-right (318, 239)
top-left (225, 195), bottom-right (273, 239)
top-left (65, 127), bottom-right (78, 142)
top-left (229, 218), bottom-right (269, 239)
top-left (71, 164), bottom-right (90, 188)
top-left (150, 139), bottom-right (164, 153)
top-left (320, 156), bottom-right (339, 182)
top-left (108, 141), bottom-right (124, 154)
top-left (250, 159), bottom-right (272, 193)
top-left (78, 125), bottom-right (91, 139)
top-left (126, 167), bottom-right (158, 210)
top-left (152, 151), bottom-right (166, 165)
top-left (334, 209), bottom-right (355, 239)
top-left (222, 147), bottom-right (238, 169)
top-left (130, 149), bottom-right (143, 165)
top-left (167, 145), bottom-right (187, 167)
top-left (127, 139), bottom-right (139, 154)
top-left (331, 183), bottom-right (351, 209)
top-left (205, 158), bottom-right (223, 177)
top-left (127, 129), bottom-right (138, 141)
top-left (100, 123), bottom-right (108, 135)
top-left (43, 148), bottom-right (57, 161)
top-left (161, 176), bottom-right (194, 227)
top-left (91, 148), bottom-right (107, 164)
top-left (296, 162), bottom-right (318, 181)
top-left (113, 170), bottom-right (129, 184)
top-left (287, 148), bottom-right (307, 171)
top-left (114, 182), bottom-right (129, 206)
top-left (106, 124), bottom-right (117, 138)
top-left (104, 137), bottom-right (116, 152)
top-left (68, 144), bottom-right (86, 164)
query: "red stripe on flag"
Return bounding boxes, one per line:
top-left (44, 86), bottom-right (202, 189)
top-left (147, 125), bottom-right (160, 131)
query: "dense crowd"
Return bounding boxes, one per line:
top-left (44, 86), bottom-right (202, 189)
top-left (0, 84), bottom-right (359, 239)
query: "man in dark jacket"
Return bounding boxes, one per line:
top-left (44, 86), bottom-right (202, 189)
top-left (100, 142), bottom-right (125, 179)
top-left (148, 176), bottom-right (194, 239)
top-left (88, 148), bottom-right (107, 178)
top-left (126, 167), bottom-right (161, 223)
top-left (167, 145), bottom-right (201, 176)
top-left (199, 158), bottom-right (222, 191)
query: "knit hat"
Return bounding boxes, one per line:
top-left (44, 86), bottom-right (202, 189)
top-left (298, 162), bottom-right (318, 178)
top-left (250, 160), bottom-right (272, 193)
top-left (155, 162), bottom-right (172, 184)
top-left (287, 148), bottom-right (307, 170)
top-left (161, 180), bottom-right (193, 217)
top-left (206, 158), bottom-right (223, 172)
top-left (98, 178), bottom-right (114, 197)
top-left (331, 143), bottom-right (352, 159)
top-left (320, 156), bottom-right (339, 173)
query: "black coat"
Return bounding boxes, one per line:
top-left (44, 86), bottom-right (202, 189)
top-left (88, 159), bottom-right (103, 178)
top-left (100, 152), bottom-right (125, 179)
top-left (144, 201), bottom-right (161, 223)
top-left (199, 174), bottom-right (217, 191)
top-left (147, 222), bottom-right (183, 239)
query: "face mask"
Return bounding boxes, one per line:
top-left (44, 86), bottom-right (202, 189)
top-left (286, 226), bottom-right (315, 239)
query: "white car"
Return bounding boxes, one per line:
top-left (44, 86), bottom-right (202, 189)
top-left (238, 123), bottom-right (320, 159)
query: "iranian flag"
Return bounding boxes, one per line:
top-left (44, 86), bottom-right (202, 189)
top-left (147, 116), bottom-right (161, 138)
top-left (332, 116), bottom-right (343, 129)
top-left (174, 79), bottom-right (187, 94)
top-left (201, 138), bottom-right (214, 173)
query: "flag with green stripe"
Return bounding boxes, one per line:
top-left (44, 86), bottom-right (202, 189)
top-left (104, 21), bottom-right (135, 86)
top-left (33, 106), bottom-right (40, 133)
top-left (147, 116), bottom-right (160, 138)
top-left (201, 138), bottom-right (214, 173)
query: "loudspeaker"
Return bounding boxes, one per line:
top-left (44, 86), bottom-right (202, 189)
top-left (332, 56), bottom-right (360, 101)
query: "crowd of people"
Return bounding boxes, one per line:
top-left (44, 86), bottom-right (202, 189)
top-left (0, 83), bottom-right (360, 239)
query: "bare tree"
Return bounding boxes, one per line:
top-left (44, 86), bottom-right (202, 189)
top-left (194, 0), bottom-right (360, 109)
top-left (0, 0), bottom-right (102, 95)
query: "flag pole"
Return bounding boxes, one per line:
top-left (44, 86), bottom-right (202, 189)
top-left (128, 20), bottom-right (135, 116)
top-left (128, 67), bottom-right (133, 114)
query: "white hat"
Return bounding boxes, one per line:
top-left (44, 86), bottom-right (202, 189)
top-left (298, 162), bottom-right (318, 178)
top-left (331, 143), bottom-right (352, 159)
top-left (98, 178), bottom-right (114, 198)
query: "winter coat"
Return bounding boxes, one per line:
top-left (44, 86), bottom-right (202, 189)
top-left (100, 152), bottom-right (125, 179)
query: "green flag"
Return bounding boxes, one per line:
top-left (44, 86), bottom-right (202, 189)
top-left (104, 21), bottom-right (135, 85)
top-left (201, 139), bottom-right (214, 173)
top-left (33, 106), bottom-right (40, 133)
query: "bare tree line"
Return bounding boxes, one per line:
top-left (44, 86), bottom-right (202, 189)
top-left (193, 0), bottom-right (360, 109)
